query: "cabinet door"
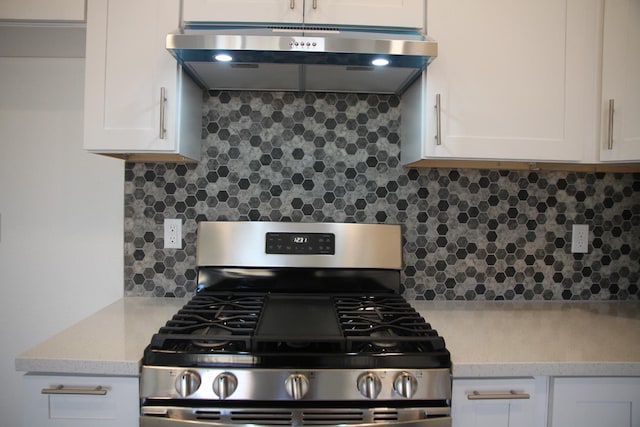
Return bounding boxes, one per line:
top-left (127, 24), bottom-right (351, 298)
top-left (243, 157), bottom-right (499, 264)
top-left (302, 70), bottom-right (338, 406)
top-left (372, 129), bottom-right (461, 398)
top-left (183, 0), bottom-right (303, 24)
top-left (452, 378), bottom-right (548, 427)
top-left (0, 0), bottom-right (85, 21)
top-left (599, 0), bottom-right (640, 161)
top-left (420, 0), bottom-right (599, 162)
top-left (304, 0), bottom-right (424, 29)
top-left (23, 374), bottom-right (139, 427)
top-left (84, 0), bottom-right (201, 160)
top-left (550, 377), bottom-right (640, 427)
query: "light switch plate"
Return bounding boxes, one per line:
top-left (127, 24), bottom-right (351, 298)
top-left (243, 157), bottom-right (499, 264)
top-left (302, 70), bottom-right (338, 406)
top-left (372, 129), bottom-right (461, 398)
top-left (571, 224), bottom-right (589, 253)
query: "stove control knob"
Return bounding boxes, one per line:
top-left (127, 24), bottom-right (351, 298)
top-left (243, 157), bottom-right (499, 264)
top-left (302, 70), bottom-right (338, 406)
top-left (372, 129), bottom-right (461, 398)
top-left (175, 370), bottom-right (201, 397)
top-left (285, 374), bottom-right (310, 400)
top-left (357, 372), bottom-right (382, 399)
top-left (213, 373), bottom-right (238, 399)
top-left (393, 372), bottom-right (418, 398)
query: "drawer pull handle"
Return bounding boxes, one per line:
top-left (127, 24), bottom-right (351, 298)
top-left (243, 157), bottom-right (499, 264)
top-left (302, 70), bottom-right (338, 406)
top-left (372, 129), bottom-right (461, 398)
top-left (313, 0), bottom-right (318, 9)
top-left (290, 0), bottom-right (295, 9)
top-left (467, 390), bottom-right (530, 400)
top-left (41, 385), bottom-right (108, 396)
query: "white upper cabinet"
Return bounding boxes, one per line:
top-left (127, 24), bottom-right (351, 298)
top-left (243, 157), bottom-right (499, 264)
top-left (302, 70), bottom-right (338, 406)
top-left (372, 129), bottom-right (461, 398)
top-left (303, 0), bottom-right (424, 29)
top-left (183, 0), bottom-right (424, 30)
top-left (599, 0), bottom-right (640, 162)
top-left (402, 0), bottom-right (600, 164)
top-left (183, 0), bottom-right (302, 24)
top-left (84, 0), bottom-right (202, 161)
top-left (0, 0), bottom-right (85, 21)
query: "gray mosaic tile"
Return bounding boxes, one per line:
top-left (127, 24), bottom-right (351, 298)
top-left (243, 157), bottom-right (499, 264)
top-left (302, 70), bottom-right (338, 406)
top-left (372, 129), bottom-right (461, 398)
top-left (124, 91), bottom-right (640, 301)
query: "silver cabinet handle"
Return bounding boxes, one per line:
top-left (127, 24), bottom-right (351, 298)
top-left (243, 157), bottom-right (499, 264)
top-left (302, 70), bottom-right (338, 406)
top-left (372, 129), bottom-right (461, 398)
top-left (41, 385), bottom-right (108, 396)
top-left (313, 0), bottom-right (318, 9)
top-left (467, 390), bottom-right (530, 400)
top-left (290, 0), bottom-right (295, 9)
top-left (435, 93), bottom-right (442, 146)
top-left (159, 87), bottom-right (167, 140)
top-left (607, 98), bottom-right (614, 150)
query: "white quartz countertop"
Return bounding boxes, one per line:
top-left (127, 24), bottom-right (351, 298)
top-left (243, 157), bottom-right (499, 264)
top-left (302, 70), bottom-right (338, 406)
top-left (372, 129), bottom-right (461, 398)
top-left (412, 300), bottom-right (640, 377)
top-left (15, 297), bottom-right (186, 376)
top-left (16, 298), bottom-right (640, 378)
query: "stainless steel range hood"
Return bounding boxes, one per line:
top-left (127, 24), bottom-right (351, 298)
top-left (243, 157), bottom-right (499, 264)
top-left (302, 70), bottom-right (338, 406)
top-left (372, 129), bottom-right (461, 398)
top-left (166, 26), bottom-right (437, 95)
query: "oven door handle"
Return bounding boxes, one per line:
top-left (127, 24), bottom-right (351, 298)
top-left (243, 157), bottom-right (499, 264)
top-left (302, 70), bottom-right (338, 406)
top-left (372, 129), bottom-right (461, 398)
top-left (140, 415), bottom-right (452, 427)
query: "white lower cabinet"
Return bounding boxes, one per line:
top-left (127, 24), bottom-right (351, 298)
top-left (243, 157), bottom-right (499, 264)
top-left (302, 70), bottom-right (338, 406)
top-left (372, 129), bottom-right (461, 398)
top-left (452, 378), bottom-right (548, 427)
top-left (23, 373), bottom-right (139, 427)
top-left (550, 377), bottom-right (640, 427)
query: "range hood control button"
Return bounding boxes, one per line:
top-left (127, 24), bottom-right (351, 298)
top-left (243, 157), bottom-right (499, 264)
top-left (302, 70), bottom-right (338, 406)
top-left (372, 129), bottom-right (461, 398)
top-left (393, 372), bottom-right (418, 398)
top-left (285, 374), bottom-right (310, 400)
top-left (175, 370), bottom-right (201, 397)
top-left (213, 373), bottom-right (238, 399)
top-left (357, 372), bottom-right (382, 399)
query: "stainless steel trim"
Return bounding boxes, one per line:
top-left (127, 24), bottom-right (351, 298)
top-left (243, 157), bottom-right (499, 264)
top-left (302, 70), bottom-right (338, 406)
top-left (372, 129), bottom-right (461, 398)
top-left (159, 87), bottom-right (167, 139)
top-left (607, 98), bottom-right (614, 150)
top-left (141, 367), bottom-right (451, 402)
top-left (466, 390), bottom-right (530, 400)
top-left (41, 385), bottom-right (108, 396)
top-left (196, 222), bottom-right (402, 270)
top-left (141, 408), bottom-right (452, 427)
top-left (166, 33), bottom-right (437, 58)
top-left (434, 94), bottom-right (442, 146)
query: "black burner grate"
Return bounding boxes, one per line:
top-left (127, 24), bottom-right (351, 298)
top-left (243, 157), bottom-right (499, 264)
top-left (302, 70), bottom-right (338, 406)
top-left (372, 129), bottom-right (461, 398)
top-left (145, 292), bottom-right (450, 369)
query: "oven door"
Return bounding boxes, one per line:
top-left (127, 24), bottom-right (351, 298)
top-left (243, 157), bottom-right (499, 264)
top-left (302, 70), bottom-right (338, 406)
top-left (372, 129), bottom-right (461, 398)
top-left (140, 407), bottom-right (452, 427)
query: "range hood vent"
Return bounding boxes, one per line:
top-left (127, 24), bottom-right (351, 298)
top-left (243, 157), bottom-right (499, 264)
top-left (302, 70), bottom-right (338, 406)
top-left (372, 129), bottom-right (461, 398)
top-left (166, 26), bottom-right (437, 95)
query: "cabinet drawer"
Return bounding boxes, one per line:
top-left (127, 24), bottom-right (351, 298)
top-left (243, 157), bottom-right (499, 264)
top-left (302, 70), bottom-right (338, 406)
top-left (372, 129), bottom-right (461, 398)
top-left (23, 374), bottom-right (138, 427)
top-left (452, 378), bottom-right (548, 427)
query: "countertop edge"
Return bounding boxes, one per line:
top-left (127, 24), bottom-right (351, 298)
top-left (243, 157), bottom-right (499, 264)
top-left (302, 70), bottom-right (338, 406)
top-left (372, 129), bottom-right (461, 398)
top-left (15, 357), bottom-right (141, 376)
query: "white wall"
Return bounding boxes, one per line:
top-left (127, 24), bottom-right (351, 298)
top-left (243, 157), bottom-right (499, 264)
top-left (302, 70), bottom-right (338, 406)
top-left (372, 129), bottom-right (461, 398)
top-left (0, 55), bottom-right (124, 426)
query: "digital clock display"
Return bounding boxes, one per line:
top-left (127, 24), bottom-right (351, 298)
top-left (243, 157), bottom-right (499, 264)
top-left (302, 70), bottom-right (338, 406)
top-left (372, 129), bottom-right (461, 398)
top-left (265, 232), bottom-right (335, 255)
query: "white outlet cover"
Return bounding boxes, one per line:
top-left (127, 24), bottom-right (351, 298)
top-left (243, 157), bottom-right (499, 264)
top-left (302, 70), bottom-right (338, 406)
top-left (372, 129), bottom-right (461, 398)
top-left (164, 218), bottom-right (182, 249)
top-left (571, 224), bottom-right (589, 253)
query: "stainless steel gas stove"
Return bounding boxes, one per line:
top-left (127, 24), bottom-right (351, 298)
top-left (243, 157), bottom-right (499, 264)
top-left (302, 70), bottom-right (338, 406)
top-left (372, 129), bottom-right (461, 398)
top-left (140, 222), bottom-right (451, 427)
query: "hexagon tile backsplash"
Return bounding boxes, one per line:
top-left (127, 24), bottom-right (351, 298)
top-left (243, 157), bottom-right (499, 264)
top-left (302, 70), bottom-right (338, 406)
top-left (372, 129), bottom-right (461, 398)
top-left (124, 91), bottom-right (640, 300)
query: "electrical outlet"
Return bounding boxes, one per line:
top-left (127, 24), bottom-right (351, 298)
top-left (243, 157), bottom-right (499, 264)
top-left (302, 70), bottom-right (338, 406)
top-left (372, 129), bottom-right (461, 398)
top-left (571, 224), bottom-right (589, 253)
top-left (164, 218), bottom-right (182, 249)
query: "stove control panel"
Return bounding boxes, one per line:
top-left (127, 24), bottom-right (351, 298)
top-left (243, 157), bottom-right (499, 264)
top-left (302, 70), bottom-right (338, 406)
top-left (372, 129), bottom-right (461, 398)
top-left (144, 367), bottom-right (450, 402)
top-left (266, 232), bottom-right (335, 255)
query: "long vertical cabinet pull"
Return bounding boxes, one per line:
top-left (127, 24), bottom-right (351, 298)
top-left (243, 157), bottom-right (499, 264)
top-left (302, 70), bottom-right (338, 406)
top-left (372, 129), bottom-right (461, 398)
top-left (290, 0), bottom-right (295, 9)
top-left (607, 98), bottom-right (615, 150)
top-left (435, 93), bottom-right (442, 146)
top-left (159, 87), bottom-right (167, 140)
top-left (313, 0), bottom-right (318, 9)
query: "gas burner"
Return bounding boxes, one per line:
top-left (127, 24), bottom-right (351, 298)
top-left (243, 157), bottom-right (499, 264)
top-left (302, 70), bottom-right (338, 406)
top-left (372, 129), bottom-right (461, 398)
top-left (191, 325), bottom-right (233, 349)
